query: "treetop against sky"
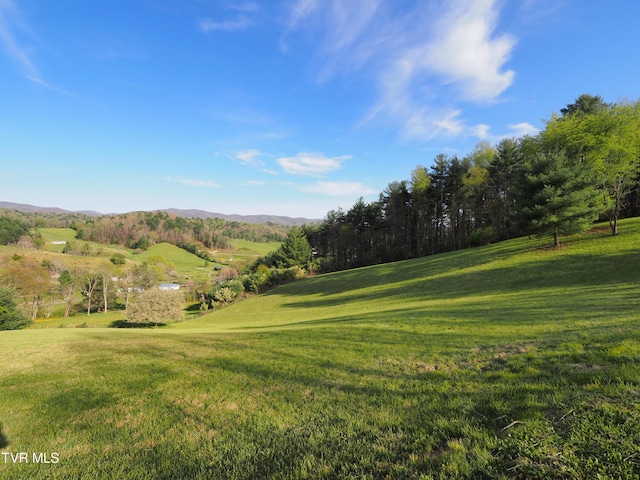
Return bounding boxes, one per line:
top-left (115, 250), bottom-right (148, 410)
top-left (0, 1), bottom-right (638, 218)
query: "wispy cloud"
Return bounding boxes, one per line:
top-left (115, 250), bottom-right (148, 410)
top-left (0, 1), bottom-right (46, 85)
top-left (464, 121), bottom-right (540, 143)
top-left (200, 16), bottom-right (254, 32)
top-left (165, 176), bottom-right (219, 188)
top-left (300, 181), bottom-right (376, 197)
top-left (284, 0), bottom-right (517, 141)
top-left (286, 0), bottom-right (319, 29)
top-left (508, 122), bottom-right (538, 137)
top-left (200, 3), bottom-right (262, 33)
top-left (234, 149), bottom-right (264, 166)
top-left (278, 152), bottom-right (350, 176)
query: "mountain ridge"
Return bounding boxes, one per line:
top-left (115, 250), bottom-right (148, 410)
top-left (0, 201), bottom-right (318, 226)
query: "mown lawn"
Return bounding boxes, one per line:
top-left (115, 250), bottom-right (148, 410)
top-left (1, 220), bottom-right (639, 479)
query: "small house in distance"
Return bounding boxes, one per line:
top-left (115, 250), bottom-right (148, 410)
top-left (158, 283), bottom-right (180, 291)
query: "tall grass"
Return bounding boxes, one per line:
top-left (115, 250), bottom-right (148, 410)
top-left (1, 220), bottom-right (640, 479)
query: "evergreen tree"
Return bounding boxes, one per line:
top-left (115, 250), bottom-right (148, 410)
top-left (487, 138), bottom-right (525, 239)
top-left (273, 227), bottom-right (312, 269)
top-left (0, 287), bottom-right (30, 330)
top-left (518, 151), bottom-right (599, 247)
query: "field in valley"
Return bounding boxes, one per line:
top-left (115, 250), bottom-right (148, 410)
top-left (1, 220), bottom-right (640, 478)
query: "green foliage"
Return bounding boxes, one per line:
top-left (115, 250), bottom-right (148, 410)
top-left (213, 286), bottom-right (236, 305)
top-left (273, 227), bottom-right (312, 269)
top-left (129, 235), bottom-right (150, 251)
top-left (0, 287), bottom-right (30, 330)
top-left (467, 226), bottom-right (499, 246)
top-left (208, 279), bottom-right (245, 307)
top-left (126, 288), bottom-right (184, 324)
top-left (0, 216), bottom-right (29, 245)
top-left (80, 273), bottom-right (116, 314)
top-left (560, 93), bottom-right (609, 117)
top-left (109, 253), bottom-right (127, 265)
top-left (518, 151), bottom-right (600, 246)
top-left (59, 269), bottom-right (73, 288)
top-left (131, 263), bottom-right (157, 291)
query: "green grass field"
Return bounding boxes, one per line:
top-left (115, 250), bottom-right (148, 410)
top-left (229, 239), bottom-right (281, 257)
top-left (131, 242), bottom-right (212, 280)
top-left (38, 227), bottom-right (78, 244)
top-left (1, 220), bottom-right (640, 478)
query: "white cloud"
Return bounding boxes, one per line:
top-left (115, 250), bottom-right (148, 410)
top-left (470, 124), bottom-right (491, 139)
top-left (234, 149), bottom-right (263, 166)
top-left (425, 0), bottom-right (516, 102)
top-left (165, 176), bottom-right (219, 188)
top-left (300, 181), bottom-right (376, 197)
top-left (285, 0), bottom-right (517, 142)
top-left (508, 122), bottom-right (539, 137)
top-left (462, 121), bottom-right (540, 143)
top-left (278, 152), bottom-right (350, 176)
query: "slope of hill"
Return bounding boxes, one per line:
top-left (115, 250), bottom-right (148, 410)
top-left (185, 220), bottom-right (640, 332)
top-left (1, 220), bottom-right (640, 479)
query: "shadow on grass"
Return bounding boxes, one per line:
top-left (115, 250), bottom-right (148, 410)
top-left (110, 320), bottom-right (167, 329)
top-left (0, 424), bottom-right (8, 449)
top-left (185, 303), bottom-right (202, 312)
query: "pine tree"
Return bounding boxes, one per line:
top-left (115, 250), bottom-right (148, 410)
top-left (274, 227), bottom-right (312, 269)
top-left (518, 151), bottom-right (599, 247)
top-left (0, 287), bottom-right (30, 330)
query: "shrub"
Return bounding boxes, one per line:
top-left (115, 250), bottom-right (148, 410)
top-left (110, 253), bottom-right (127, 265)
top-left (467, 226), bottom-right (499, 247)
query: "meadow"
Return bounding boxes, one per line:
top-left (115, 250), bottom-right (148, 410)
top-left (1, 220), bottom-right (640, 478)
top-left (23, 229), bottom-right (273, 283)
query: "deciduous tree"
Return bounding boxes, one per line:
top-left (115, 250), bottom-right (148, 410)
top-left (126, 288), bottom-right (184, 326)
top-left (58, 269), bottom-right (75, 318)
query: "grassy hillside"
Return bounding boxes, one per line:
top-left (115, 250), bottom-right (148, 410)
top-left (1, 220), bottom-right (640, 478)
top-left (131, 242), bottom-right (212, 279)
top-left (229, 238), bottom-right (281, 257)
top-left (2, 228), bottom-right (279, 284)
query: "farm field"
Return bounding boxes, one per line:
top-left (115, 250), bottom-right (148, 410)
top-left (1, 219), bottom-right (640, 478)
top-left (229, 238), bottom-right (282, 257)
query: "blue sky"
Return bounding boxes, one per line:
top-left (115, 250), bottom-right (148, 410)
top-left (1, 1), bottom-right (639, 219)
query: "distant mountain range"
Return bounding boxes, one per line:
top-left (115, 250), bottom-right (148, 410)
top-left (0, 202), bottom-right (318, 226)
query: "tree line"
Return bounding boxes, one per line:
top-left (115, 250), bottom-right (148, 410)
top-left (71, 211), bottom-right (289, 250)
top-left (299, 95), bottom-right (640, 273)
top-left (0, 209), bottom-right (290, 252)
